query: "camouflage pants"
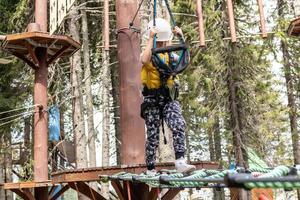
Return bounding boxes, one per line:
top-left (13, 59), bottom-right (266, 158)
top-left (142, 96), bottom-right (186, 169)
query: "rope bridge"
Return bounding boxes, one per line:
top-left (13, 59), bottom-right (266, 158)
top-left (100, 165), bottom-right (300, 190)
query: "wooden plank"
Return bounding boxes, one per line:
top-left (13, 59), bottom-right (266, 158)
top-left (5, 32), bottom-right (80, 48)
top-left (161, 188), bottom-right (181, 200)
top-left (69, 182), bottom-right (107, 200)
top-left (4, 180), bottom-right (54, 190)
top-left (111, 180), bottom-right (125, 200)
top-left (50, 184), bottom-right (70, 200)
top-left (196, 0), bottom-right (205, 47)
top-left (11, 189), bottom-right (35, 200)
top-left (257, 0), bottom-right (267, 38)
top-left (226, 0), bottom-right (237, 42)
top-left (148, 188), bottom-right (159, 200)
top-left (51, 161), bottom-right (218, 183)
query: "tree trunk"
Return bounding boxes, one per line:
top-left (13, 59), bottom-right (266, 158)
top-left (81, 7), bottom-right (96, 169)
top-left (278, 0), bottom-right (300, 198)
top-left (0, 136), bottom-right (4, 200)
top-left (69, 7), bottom-right (88, 200)
top-left (4, 133), bottom-right (12, 200)
top-left (213, 116), bottom-right (225, 200)
top-left (227, 44), bottom-right (248, 200)
top-left (101, 0), bottom-right (111, 197)
top-left (23, 117), bottom-right (31, 165)
top-left (278, 0), bottom-right (300, 166)
top-left (208, 119), bottom-right (215, 161)
top-left (101, 50), bottom-right (111, 200)
top-left (111, 64), bottom-right (121, 165)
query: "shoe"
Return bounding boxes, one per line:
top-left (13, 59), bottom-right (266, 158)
top-left (146, 169), bottom-right (157, 176)
top-left (175, 157), bottom-right (196, 173)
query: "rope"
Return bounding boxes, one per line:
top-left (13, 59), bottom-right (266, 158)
top-left (153, 0), bottom-right (157, 49)
top-left (0, 110), bottom-right (35, 121)
top-left (0, 104), bottom-right (39, 115)
top-left (244, 166), bottom-right (292, 189)
top-left (0, 111), bottom-right (35, 128)
top-left (104, 166), bottom-right (300, 190)
top-left (163, 0), bottom-right (176, 27)
top-left (130, 0), bottom-right (146, 27)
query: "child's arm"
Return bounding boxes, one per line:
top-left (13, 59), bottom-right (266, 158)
top-left (141, 28), bottom-right (157, 65)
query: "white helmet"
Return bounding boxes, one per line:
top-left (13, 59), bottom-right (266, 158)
top-left (146, 18), bottom-right (173, 41)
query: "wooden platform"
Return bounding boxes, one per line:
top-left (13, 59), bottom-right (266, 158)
top-left (51, 161), bottom-right (219, 183)
top-left (1, 31), bottom-right (80, 69)
top-left (288, 17), bottom-right (300, 36)
top-left (2, 161), bottom-right (218, 200)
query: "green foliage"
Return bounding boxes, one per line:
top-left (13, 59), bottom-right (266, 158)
top-left (171, 0), bottom-right (295, 167)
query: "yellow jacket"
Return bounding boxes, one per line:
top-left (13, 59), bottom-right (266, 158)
top-left (141, 53), bottom-right (174, 89)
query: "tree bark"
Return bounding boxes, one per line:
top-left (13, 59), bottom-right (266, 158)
top-left (101, 50), bottom-right (111, 200)
top-left (101, 0), bottom-right (111, 196)
top-left (4, 133), bottom-right (12, 200)
top-left (81, 7), bottom-right (97, 169)
top-left (111, 64), bottom-right (121, 165)
top-left (213, 115), bottom-right (225, 200)
top-left (0, 136), bottom-right (4, 200)
top-left (227, 44), bottom-right (248, 200)
top-left (69, 7), bottom-right (88, 200)
top-left (278, 2), bottom-right (300, 200)
top-left (278, 0), bottom-right (300, 166)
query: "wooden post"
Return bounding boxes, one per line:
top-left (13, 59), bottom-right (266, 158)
top-left (104, 0), bottom-right (110, 51)
top-left (33, 0), bottom-right (48, 199)
top-left (226, 0), bottom-right (237, 43)
top-left (257, 0), bottom-right (267, 38)
top-left (115, 0), bottom-right (146, 165)
top-left (196, 0), bottom-right (205, 47)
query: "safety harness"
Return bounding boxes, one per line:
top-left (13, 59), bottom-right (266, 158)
top-left (141, 0), bottom-right (190, 144)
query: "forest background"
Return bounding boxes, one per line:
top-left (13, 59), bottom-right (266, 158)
top-left (0, 0), bottom-right (299, 199)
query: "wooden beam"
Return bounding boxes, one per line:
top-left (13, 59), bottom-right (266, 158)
top-left (47, 45), bottom-right (71, 65)
top-left (161, 188), bottom-right (181, 200)
top-left (48, 185), bottom-right (57, 197)
top-left (111, 180), bottom-right (125, 200)
top-left (69, 182), bottom-right (107, 200)
top-left (131, 183), bottom-right (149, 200)
top-left (50, 185), bottom-right (70, 200)
top-left (148, 188), bottom-right (159, 200)
top-left (11, 189), bottom-right (35, 200)
top-left (226, 0), bottom-right (237, 42)
top-left (4, 180), bottom-right (53, 190)
top-left (11, 52), bottom-right (38, 70)
top-left (126, 181), bottom-right (132, 200)
top-left (26, 43), bottom-right (39, 65)
top-left (257, 0), bottom-right (267, 38)
top-left (196, 0), bottom-right (205, 47)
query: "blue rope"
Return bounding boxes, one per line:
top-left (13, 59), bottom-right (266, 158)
top-left (153, 0), bottom-right (157, 48)
top-left (163, 0), bottom-right (176, 27)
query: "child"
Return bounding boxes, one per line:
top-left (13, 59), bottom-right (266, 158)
top-left (140, 18), bottom-right (195, 175)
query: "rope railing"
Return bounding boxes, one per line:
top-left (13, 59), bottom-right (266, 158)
top-left (100, 165), bottom-right (300, 190)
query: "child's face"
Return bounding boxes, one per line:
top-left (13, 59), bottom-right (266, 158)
top-left (157, 41), bottom-right (167, 47)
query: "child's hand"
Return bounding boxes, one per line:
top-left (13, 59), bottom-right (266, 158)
top-left (149, 27), bottom-right (158, 38)
top-left (173, 26), bottom-right (183, 37)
